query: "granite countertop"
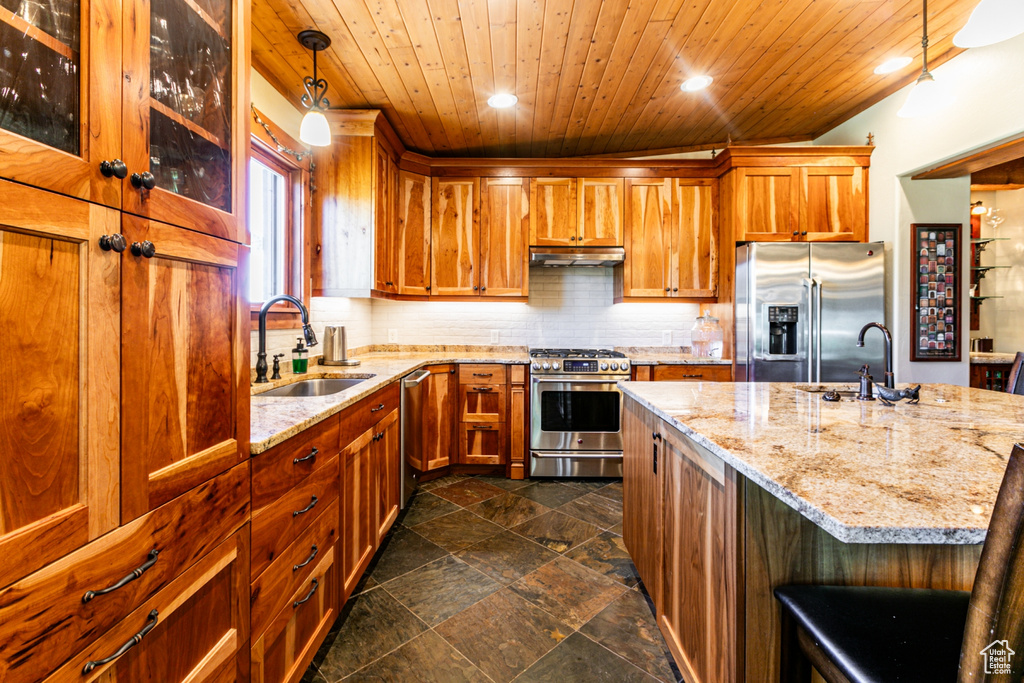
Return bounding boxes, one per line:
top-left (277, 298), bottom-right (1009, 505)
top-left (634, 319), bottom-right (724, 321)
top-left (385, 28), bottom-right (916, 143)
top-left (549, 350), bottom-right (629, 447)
top-left (970, 351), bottom-right (1017, 364)
top-left (250, 347), bottom-right (530, 454)
top-left (615, 346), bottom-right (732, 366)
top-left (619, 380), bottom-right (1024, 545)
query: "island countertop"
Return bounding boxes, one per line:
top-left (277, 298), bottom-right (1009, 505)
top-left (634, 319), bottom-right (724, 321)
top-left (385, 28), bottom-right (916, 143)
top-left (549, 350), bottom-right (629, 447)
top-left (618, 381), bottom-right (1024, 544)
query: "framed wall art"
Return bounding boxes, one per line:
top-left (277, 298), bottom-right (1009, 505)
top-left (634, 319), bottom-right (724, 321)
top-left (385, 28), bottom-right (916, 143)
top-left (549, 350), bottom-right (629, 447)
top-left (910, 223), bottom-right (963, 362)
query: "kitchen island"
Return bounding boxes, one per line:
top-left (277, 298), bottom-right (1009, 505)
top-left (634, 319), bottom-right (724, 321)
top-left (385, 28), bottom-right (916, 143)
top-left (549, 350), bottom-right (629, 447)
top-left (618, 381), bottom-right (1024, 682)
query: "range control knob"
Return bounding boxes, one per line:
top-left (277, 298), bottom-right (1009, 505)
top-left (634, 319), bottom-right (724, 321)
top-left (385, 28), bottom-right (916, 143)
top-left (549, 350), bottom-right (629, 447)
top-left (621, 361), bottom-right (630, 372)
top-left (542, 362), bottom-right (551, 370)
top-left (600, 362), bottom-right (609, 371)
top-left (531, 362), bottom-right (541, 371)
top-left (552, 362), bottom-right (560, 370)
top-left (610, 362), bottom-right (619, 371)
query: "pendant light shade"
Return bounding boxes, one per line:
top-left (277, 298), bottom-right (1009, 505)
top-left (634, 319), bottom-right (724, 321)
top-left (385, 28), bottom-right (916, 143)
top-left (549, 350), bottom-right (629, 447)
top-left (899, 0), bottom-right (954, 118)
top-left (954, 0), bottom-right (1024, 47)
top-left (297, 30), bottom-right (332, 147)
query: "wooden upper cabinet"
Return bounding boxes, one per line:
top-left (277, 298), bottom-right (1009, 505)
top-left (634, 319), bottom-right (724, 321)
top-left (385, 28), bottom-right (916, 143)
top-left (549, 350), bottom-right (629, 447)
top-left (731, 168), bottom-right (798, 242)
top-left (480, 177), bottom-right (529, 297)
top-left (578, 178), bottom-right (624, 246)
top-left (395, 170), bottom-right (431, 295)
top-left (799, 166), bottom-right (867, 241)
top-left (373, 144), bottom-right (397, 293)
top-left (120, 214), bottom-right (248, 523)
top-left (619, 178), bottom-right (717, 300)
top-left (0, 181), bottom-right (120, 589)
top-left (0, 0), bottom-right (122, 208)
top-left (529, 177), bottom-right (576, 246)
top-left (431, 177), bottom-right (479, 296)
top-left (120, 0), bottom-right (250, 242)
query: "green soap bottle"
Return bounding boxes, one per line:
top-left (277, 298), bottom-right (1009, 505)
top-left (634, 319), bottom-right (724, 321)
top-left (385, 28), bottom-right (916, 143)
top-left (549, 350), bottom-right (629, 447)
top-left (292, 338), bottom-right (309, 374)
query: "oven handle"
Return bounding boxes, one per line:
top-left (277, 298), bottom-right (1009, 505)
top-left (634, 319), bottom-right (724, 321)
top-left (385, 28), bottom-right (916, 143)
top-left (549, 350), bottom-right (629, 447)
top-left (531, 378), bottom-right (627, 385)
top-left (531, 451), bottom-right (623, 459)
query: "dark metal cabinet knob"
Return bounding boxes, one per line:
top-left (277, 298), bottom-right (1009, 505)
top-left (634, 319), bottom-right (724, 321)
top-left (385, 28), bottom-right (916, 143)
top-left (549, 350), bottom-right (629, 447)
top-left (99, 159), bottom-right (128, 179)
top-left (131, 241), bottom-right (156, 258)
top-left (801, 231), bottom-right (808, 236)
top-left (792, 231), bottom-right (798, 236)
top-left (570, 235), bottom-right (576, 241)
top-left (130, 171), bottom-right (156, 190)
top-left (481, 286), bottom-right (486, 292)
top-left (99, 233), bottom-right (127, 253)
top-left (426, 286), bottom-right (431, 292)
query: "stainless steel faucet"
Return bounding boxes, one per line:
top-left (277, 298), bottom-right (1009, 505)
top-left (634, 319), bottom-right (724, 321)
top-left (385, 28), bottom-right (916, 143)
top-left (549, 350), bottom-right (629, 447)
top-left (856, 322), bottom-right (894, 389)
top-left (255, 295), bottom-right (318, 383)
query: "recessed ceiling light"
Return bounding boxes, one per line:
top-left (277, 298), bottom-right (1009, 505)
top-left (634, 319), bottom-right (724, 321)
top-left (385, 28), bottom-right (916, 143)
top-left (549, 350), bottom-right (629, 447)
top-left (680, 75), bottom-right (713, 92)
top-left (487, 93), bottom-right (518, 108)
top-left (874, 56), bottom-right (913, 75)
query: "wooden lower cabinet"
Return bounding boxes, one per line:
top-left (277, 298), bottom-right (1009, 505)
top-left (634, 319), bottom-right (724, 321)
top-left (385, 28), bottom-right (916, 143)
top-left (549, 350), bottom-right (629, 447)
top-left (622, 400), bottom-right (661, 607)
top-left (374, 410), bottom-right (401, 545)
top-left (46, 525), bottom-right (251, 682)
top-left (340, 422), bottom-right (376, 601)
top-left (508, 365), bottom-right (527, 480)
top-left (459, 423), bottom-right (506, 465)
top-left (405, 365), bottom-right (457, 473)
top-left (632, 363), bottom-right (733, 382)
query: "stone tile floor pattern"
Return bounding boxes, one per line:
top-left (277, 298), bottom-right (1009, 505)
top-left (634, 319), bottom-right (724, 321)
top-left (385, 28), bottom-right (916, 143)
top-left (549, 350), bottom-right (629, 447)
top-left (302, 475), bottom-right (682, 683)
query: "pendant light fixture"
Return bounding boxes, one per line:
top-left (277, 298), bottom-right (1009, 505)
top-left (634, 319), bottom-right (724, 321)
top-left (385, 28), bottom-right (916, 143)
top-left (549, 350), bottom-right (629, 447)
top-left (898, 0), bottom-right (954, 118)
top-left (954, 0), bottom-right (1024, 48)
top-left (298, 30), bottom-right (332, 147)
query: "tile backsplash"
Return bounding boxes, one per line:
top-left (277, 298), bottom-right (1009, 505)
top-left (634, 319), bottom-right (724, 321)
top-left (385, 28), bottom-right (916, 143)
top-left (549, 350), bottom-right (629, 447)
top-left (251, 268), bottom-right (702, 365)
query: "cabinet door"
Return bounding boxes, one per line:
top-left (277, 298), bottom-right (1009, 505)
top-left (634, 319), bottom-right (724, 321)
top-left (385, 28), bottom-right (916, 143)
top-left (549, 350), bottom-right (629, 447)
top-left (671, 180), bottom-right (718, 297)
top-left (480, 177), bottom-right (529, 296)
top-left (578, 178), bottom-right (623, 246)
top-left (622, 399), bottom-right (661, 607)
top-left (459, 424), bottom-right (506, 466)
top-left (121, 0), bottom-right (248, 241)
top-left (120, 214), bottom-right (248, 523)
top-left (0, 181), bottom-right (120, 589)
top-left (373, 144), bottom-right (397, 293)
top-left (529, 177), bottom-right (576, 246)
top-left (659, 426), bottom-right (736, 683)
top-left (431, 177), bottom-right (479, 296)
top-left (459, 384), bottom-right (507, 423)
top-left (0, 0), bottom-right (122, 207)
top-left (340, 426), bottom-right (375, 601)
top-left (733, 168), bottom-right (797, 242)
top-left (45, 526), bottom-right (250, 683)
top-left (374, 410), bottom-right (400, 545)
top-left (622, 179), bottom-right (671, 297)
top-left (409, 365), bottom-right (456, 472)
top-left (799, 167), bottom-right (867, 242)
top-left (395, 170), bottom-right (431, 295)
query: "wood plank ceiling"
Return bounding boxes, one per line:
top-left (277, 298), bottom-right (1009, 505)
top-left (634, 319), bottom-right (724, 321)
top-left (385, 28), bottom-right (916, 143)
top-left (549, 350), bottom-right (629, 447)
top-left (252, 0), bottom-right (979, 158)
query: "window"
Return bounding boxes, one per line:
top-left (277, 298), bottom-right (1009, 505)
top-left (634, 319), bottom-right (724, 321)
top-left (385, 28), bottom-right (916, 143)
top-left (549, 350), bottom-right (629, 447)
top-left (247, 110), bottom-right (310, 327)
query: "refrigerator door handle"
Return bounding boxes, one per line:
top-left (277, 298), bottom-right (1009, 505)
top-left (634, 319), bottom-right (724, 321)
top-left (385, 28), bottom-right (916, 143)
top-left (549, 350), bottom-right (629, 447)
top-left (815, 279), bottom-right (823, 384)
top-left (804, 277), bottom-right (815, 382)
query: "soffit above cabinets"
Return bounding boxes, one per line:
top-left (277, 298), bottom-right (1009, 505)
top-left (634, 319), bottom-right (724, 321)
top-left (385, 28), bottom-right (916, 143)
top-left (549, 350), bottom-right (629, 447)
top-left (252, 0), bottom-right (976, 159)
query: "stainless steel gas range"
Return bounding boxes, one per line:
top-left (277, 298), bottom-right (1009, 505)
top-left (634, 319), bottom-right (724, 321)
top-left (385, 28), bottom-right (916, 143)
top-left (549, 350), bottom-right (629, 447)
top-left (529, 348), bottom-right (630, 478)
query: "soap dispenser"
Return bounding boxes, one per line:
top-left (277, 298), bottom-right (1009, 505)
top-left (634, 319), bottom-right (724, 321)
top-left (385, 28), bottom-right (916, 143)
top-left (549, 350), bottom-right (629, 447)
top-left (292, 338), bottom-right (309, 374)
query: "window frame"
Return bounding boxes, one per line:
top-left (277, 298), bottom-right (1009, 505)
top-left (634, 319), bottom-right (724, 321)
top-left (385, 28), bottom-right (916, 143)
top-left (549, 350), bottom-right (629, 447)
top-left (248, 109), bottom-right (311, 329)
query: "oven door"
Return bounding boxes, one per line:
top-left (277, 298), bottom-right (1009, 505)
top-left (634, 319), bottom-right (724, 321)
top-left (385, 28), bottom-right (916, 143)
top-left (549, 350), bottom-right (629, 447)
top-left (530, 376), bottom-right (624, 452)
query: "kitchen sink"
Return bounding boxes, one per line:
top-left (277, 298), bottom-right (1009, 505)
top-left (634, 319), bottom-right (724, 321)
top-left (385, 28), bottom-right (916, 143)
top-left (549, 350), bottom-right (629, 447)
top-left (258, 376), bottom-right (372, 397)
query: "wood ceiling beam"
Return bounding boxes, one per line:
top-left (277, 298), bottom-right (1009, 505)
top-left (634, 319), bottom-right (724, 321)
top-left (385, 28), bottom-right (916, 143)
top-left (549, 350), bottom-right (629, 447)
top-left (913, 134), bottom-right (1024, 180)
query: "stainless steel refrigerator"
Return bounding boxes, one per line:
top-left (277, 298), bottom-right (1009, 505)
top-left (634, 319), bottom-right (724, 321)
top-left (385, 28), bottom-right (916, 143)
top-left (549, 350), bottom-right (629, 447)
top-left (735, 242), bottom-right (886, 383)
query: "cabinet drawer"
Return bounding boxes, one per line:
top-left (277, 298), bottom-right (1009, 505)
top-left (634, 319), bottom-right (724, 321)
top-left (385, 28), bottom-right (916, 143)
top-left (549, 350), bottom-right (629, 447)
top-left (252, 415), bottom-right (340, 511)
top-left (338, 383), bottom-right (400, 447)
top-left (459, 423), bottom-right (506, 466)
top-left (459, 364), bottom-right (507, 384)
top-left (252, 548), bottom-right (337, 683)
top-left (0, 462), bottom-right (250, 683)
top-left (652, 364), bottom-right (733, 382)
top-left (250, 499), bottom-right (339, 640)
top-left (251, 456), bottom-right (339, 580)
top-left (44, 526), bottom-right (250, 683)
top-left (459, 384), bottom-right (507, 422)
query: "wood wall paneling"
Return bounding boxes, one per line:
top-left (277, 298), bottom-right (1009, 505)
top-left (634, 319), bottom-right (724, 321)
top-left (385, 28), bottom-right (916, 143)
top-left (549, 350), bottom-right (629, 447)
top-left (430, 177), bottom-right (480, 296)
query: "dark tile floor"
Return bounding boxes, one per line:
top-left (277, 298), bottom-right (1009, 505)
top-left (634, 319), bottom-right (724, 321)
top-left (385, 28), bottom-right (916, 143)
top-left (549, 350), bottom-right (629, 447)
top-left (303, 474), bottom-right (682, 683)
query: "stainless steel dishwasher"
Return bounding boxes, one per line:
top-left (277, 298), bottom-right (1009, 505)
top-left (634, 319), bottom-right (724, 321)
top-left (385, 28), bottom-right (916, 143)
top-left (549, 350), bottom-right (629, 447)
top-left (399, 369), bottom-right (430, 507)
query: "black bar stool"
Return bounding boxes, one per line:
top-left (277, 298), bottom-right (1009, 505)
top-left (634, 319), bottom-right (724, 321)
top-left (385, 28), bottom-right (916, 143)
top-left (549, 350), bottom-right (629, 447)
top-left (774, 443), bottom-right (1024, 682)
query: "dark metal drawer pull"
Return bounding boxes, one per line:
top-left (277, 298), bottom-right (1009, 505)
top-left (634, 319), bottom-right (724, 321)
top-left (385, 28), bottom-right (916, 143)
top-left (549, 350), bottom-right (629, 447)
top-left (293, 545), bottom-right (319, 571)
top-left (293, 578), bottom-right (319, 608)
top-left (472, 387), bottom-right (493, 392)
top-left (82, 549), bottom-right (159, 603)
top-left (472, 425), bottom-right (494, 430)
top-left (370, 402), bottom-right (385, 412)
top-left (472, 372), bottom-right (493, 377)
top-left (82, 609), bottom-right (159, 674)
top-left (293, 495), bottom-right (319, 517)
top-left (294, 446), bottom-right (318, 464)
top-left (681, 374), bottom-right (703, 378)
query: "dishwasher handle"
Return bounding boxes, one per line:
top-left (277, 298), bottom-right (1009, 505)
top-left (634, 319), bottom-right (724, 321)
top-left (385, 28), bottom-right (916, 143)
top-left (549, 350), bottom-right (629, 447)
top-left (403, 369), bottom-right (430, 387)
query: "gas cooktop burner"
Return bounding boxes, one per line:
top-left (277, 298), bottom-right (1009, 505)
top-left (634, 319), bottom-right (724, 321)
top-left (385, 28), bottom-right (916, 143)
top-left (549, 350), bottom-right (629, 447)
top-left (530, 348), bottom-right (627, 359)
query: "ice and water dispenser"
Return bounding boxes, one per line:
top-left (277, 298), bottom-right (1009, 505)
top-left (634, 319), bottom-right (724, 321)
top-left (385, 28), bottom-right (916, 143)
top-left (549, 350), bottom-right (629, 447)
top-left (767, 305), bottom-right (798, 356)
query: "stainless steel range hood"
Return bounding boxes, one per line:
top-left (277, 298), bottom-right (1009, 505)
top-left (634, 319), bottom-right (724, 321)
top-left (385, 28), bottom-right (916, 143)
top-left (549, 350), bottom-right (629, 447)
top-left (528, 246), bottom-right (625, 267)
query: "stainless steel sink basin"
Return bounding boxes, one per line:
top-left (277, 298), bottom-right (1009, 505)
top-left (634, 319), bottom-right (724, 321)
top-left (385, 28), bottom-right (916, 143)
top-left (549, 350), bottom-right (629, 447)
top-left (259, 377), bottom-right (370, 397)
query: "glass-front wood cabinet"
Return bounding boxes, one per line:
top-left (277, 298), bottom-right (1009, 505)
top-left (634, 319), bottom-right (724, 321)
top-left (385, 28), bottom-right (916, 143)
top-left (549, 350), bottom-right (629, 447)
top-left (0, 0), bottom-right (248, 242)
